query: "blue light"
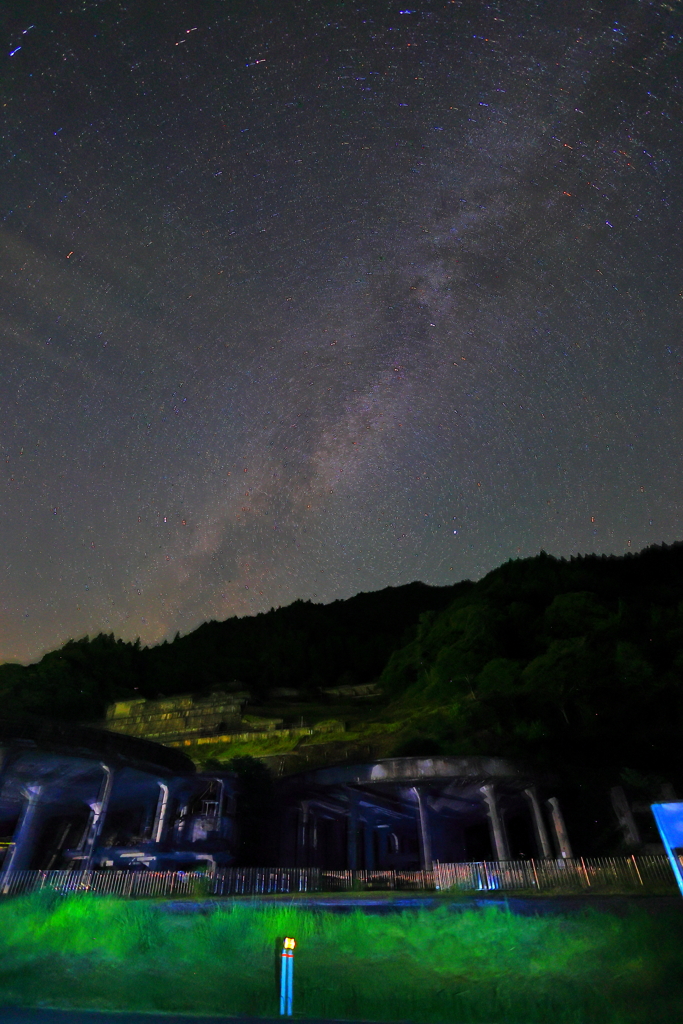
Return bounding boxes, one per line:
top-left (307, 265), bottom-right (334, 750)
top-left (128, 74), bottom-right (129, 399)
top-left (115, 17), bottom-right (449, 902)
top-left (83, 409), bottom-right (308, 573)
top-left (651, 803), bottom-right (683, 897)
top-left (280, 938), bottom-right (295, 1016)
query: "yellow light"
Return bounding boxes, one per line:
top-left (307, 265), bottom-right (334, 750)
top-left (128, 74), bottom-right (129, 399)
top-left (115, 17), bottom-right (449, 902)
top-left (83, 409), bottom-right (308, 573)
top-left (283, 936), bottom-right (296, 949)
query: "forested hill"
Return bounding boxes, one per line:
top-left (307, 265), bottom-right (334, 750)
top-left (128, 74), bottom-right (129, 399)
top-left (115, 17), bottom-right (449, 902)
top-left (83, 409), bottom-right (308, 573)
top-left (0, 580), bottom-right (464, 721)
top-left (3, 541), bottom-right (683, 788)
top-left (380, 542), bottom-right (683, 781)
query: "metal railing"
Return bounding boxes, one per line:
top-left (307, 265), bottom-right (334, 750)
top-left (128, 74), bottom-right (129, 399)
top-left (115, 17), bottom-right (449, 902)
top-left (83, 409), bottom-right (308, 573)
top-left (433, 854), bottom-right (675, 892)
top-left (0, 855), bottom-right (676, 899)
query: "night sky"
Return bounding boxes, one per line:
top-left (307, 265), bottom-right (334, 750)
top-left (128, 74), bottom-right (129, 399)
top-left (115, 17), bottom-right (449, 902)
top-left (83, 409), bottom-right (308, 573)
top-left (1, 1), bottom-right (682, 664)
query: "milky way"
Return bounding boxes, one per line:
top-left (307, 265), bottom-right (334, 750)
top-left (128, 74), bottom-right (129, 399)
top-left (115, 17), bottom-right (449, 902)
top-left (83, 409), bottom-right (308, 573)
top-left (1, 0), bottom-right (682, 662)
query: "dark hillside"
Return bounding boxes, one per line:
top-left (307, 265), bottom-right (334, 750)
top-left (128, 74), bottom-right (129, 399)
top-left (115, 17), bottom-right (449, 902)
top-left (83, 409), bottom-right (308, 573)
top-left (0, 581), bottom-right (466, 719)
top-left (3, 541), bottom-right (683, 828)
top-left (380, 544), bottom-right (683, 784)
top-left (136, 579), bottom-right (469, 698)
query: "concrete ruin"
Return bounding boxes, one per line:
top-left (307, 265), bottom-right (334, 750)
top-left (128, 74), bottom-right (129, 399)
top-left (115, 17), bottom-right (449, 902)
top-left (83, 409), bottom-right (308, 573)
top-left (276, 756), bottom-right (571, 869)
top-left (1, 709), bottom-right (669, 872)
top-left (105, 692), bottom-right (251, 743)
top-left (0, 718), bottom-right (238, 874)
top-left (105, 692), bottom-right (313, 755)
top-left (0, 716), bottom-right (575, 873)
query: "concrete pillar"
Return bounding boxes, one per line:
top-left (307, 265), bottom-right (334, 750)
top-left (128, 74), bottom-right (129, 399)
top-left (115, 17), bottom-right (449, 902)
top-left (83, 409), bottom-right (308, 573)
top-left (310, 813), bottom-right (318, 863)
top-left (1, 784), bottom-right (44, 880)
top-left (214, 779), bottom-right (225, 833)
top-left (298, 801), bottom-right (310, 867)
top-left (346, 791), bottom-right (359, 870)
top-left (546, 796), bottom-right (573, 859)
top-left (175, 799), bottom-right (190, 839)
top-left (412, 786), bottom-right (433, 871)
top-left (363, 811), bottom-right (375, 870)
top-left (81, 763), bottom-right (115, 869)
top-left (524, 786), bottom-right (553, 859)
top-left (152, 782), bottom-right (171, 844)
top-left (0, 748), bottom-right (26, 871)
top-left (480, 783), bottom-right (510, 861)
top-left (375, 824), bottom-right (390, 868)
top-left (610, 786), bottom-right (640, 848)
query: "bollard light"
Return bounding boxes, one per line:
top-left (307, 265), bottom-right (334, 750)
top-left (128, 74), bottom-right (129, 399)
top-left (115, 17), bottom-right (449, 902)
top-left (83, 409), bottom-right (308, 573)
top-left (279, 936), bottom-right (296, 1016)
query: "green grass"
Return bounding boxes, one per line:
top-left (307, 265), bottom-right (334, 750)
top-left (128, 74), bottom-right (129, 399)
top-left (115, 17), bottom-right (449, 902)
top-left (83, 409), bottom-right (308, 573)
top-left (192, 715), bottom-right (403, 767)
top-left (0, 891), bottom-right (681, 1023)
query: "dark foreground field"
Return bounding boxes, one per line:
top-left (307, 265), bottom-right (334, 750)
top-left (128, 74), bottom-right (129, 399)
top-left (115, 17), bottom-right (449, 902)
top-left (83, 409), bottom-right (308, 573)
top-left (0, 891), bottom-right (681, 1024)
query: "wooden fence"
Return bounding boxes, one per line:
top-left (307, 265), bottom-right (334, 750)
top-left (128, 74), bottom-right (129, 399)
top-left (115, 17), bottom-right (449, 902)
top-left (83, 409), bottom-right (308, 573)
top-left (0, 856), bottom-right (676, 898)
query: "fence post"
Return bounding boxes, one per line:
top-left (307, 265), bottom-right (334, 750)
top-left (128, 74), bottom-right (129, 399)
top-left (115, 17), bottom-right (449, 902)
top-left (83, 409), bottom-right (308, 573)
top-left (580, 857), bottom-right (591, 887)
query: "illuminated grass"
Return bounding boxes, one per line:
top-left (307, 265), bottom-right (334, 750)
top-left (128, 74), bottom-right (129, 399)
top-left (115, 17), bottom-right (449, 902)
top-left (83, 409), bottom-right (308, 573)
top-left (192, 717), bottom-right (402, 766)
top-left (0, 891), bottom-right (681, 1022)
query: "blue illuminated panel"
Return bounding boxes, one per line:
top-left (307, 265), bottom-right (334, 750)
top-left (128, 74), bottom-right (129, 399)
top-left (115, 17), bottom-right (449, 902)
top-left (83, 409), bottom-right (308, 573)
top-left (651, 803), bottom-right (683, 896)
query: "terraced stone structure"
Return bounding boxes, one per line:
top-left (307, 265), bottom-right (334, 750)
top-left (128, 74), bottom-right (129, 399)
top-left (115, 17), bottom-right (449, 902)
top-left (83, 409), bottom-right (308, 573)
top-left (106, 692), bottom-right (250, 743)
top-left (105, 692), bottom-right (312, 755)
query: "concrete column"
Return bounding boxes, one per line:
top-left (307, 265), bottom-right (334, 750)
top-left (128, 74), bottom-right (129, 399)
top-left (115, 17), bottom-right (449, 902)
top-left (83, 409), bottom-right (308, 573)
top-left (480, 783), bottom-right (510, 861)
top-left (412, 786), bottom-right (433, 871)
top-left (363, 811), bottom-right (375, 871)
top-left (310, 813), bottom-right (318, 856)
top-left (152, 782), bottom-right (171, 844)
top-left (1, 784), bottom-right (44, 880)
top-left (175, 800), bottom-right (190, 839)
top-left (346, 790), bottom-right (359, 870)
top-left (0, 747), bottom-right (26, 871)
top-left (610, 786), bottom-right (640, 848)
top-left (214, 779), bottom-right (225, 833)
top-left (298, 801), bottom-right (310, 867)
top-left (546, 796), bottom-right (573, 859)
top-left (375, 824), bottom-right (390, 868)
top-left (524, 786), bottom-right (553, 859)
top-left (81, 763), bottom-right (115, 869)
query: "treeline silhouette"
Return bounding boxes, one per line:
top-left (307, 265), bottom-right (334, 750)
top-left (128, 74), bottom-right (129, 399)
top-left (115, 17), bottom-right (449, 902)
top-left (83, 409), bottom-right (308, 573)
top-left (2, 542), bottom-right (683, 789)
top-left (0, 581), bottom-right (461, 720)
top-left (382, 543), bottom-right (683, 784)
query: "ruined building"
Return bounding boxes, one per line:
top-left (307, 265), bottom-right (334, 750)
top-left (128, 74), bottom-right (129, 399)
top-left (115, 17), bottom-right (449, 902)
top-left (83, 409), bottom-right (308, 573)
top-left (0, 715), bottom-right (574, 874)
top-left (0, 692), bottom-right (669, 873)
top-left (0, 718), bottom-right (238, 874)
top-left (105, 692), bottom-right (312, 756)
top-left (277, 755), bottom-right (572, 869)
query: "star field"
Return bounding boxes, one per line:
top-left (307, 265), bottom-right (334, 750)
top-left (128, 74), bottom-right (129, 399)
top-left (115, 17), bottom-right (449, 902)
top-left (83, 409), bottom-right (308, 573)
top-left (1, 0), bottom-right (682, 662)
